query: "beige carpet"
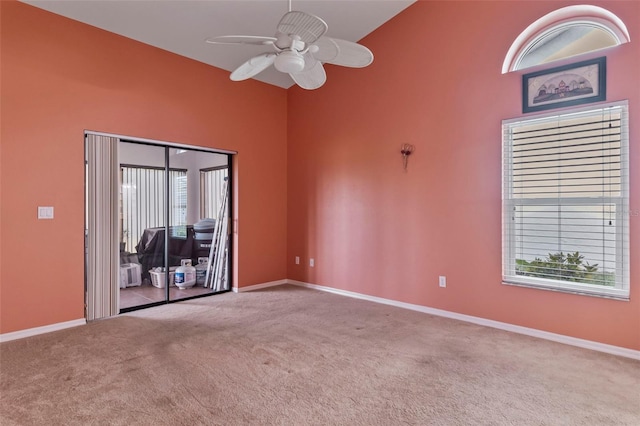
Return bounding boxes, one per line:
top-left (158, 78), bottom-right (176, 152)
top-left (1, 285), bottom-right (639, 425)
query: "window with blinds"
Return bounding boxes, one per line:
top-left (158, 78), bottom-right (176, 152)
top-left (120, 166), bottom-right (188, 252)
top-left (502, 101), bottom-right (629, 298)
top-left (200, 166), bottom-right (229, 220)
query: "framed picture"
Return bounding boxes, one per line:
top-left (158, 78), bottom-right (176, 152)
top-left (522, 57), bottom-right (606, 113)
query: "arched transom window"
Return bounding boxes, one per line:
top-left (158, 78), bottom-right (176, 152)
top-left (503, 5), bottom-right (630, 73)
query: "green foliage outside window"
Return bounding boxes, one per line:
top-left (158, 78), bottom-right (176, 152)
top-left (516, 251), bottom-right (615, 287)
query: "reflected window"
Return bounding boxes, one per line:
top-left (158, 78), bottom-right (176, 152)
top-left (200, 166), bottom-right (229, 220)
top-left (120, 166), bottom-right (188, 251)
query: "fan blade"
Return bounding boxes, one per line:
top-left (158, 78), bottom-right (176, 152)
top-left (230, 53), bottom-right (276, 81)
top-left (277, 11), bottom-right (327, 44)
top-left (290, 61), bottom-right (326, 90)
top-left (301, 51), bottom-right (319, 71)
top-left (206, 35), bottom-right (276, 46)
top-left (312, 37), bottom-right (374, 68)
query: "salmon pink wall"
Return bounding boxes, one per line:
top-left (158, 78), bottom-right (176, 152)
top-left (287, 1), bottom-right (640, 350)
top-left (0, 1), bottom-right (288, 333)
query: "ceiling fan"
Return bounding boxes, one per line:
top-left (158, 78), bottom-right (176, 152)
top-left (206, 0), bottom-right (374, 90)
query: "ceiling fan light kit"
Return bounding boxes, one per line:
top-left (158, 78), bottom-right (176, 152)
top-left (274, 51), bottom-right (305, 73)
top-left (206, 2), bottom-right (374, 90)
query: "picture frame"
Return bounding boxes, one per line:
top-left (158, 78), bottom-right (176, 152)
top-left (522, 57), bottom-right (606, 113)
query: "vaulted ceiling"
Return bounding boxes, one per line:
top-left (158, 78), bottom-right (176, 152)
top-left (21, 0), bottom-right (416, 88)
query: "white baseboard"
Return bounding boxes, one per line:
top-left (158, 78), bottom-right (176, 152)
top-left (0, 279), bottom-right (282, 341)
top-left (0, 319), bottom-right (86, 343)
top-left (233, 279), bottom-right (288, 293)
top-left (287, 279), bottom-right (640, 361)
top-left (5, 280), bottom-right (637, 360)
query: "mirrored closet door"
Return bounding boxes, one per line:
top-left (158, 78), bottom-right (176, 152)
top-left (85, 134), bottom-right (232, 317)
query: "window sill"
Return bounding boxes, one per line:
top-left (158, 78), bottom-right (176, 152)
top-left (502, 280), bottom-right (630, 301)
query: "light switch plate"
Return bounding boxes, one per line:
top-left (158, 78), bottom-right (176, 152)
top-left (439, 276), bottom-right (446, 288)
top-left (38, 206), bottom-right (54, 219)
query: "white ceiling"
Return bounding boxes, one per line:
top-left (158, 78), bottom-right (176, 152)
top-left (21, 0), bottom-right (416, 89)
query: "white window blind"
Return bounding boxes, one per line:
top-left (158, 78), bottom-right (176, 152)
top-left (120, 166), bottom-right (188, 252)
top-left (200, 167), bottom-right (228, 220)
top-left (170, 172), bottom-right (188, 238)
top-left (503, 102), bottom-right (629, 298)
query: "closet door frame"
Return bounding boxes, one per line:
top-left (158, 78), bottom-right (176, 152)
top-left (84, 130), bottom-right (236, 319)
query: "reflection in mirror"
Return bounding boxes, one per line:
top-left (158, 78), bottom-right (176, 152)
top-left (167, 149), bottom-right (230, 301)
top-left (516, 24), bottom-right (618, 70)
top-left (118, 141), bottom-right (231, 311)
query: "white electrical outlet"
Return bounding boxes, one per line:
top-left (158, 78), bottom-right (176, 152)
top-left (310, 258), bottom-right (315, 267)
top-left (439, 276), bottom-right (446, 288)
top-left (295, 256), bottom-right (300, 265)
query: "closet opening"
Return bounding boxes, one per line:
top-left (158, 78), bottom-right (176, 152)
top-left (85, 133), bottom-right (234, 318)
